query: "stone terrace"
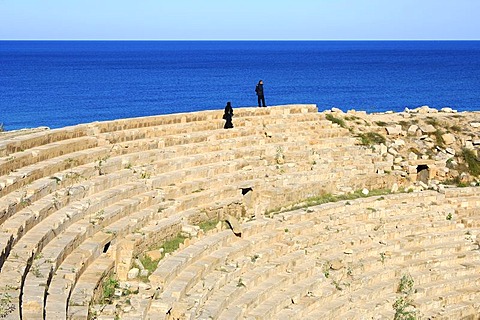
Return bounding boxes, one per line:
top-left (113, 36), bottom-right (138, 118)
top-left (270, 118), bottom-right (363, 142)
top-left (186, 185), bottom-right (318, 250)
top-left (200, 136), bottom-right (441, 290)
top-left (0, 105), bottom-right (479, 319)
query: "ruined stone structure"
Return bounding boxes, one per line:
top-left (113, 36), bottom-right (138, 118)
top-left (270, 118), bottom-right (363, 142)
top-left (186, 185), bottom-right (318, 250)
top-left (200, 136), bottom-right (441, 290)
top-left (0, 105), bottom-right (479, 319)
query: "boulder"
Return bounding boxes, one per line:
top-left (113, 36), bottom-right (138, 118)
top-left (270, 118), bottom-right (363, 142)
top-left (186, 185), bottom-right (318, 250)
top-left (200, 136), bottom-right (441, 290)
top-left (388, 147), bottom-right (398, 156)
top-left (441, 107), bottom-right (457, 113)
top-left (442, 133), bottom-right (456, 145)
top-left (407, 125), bottom-right (419, 135)
top-left (331, 107), bottom-right (344, 113)
top-left (385, 153), bottom-right (394, 163)
top-left (128, 268), bottom-right (140, 280)
top-left (330, 259), bottom-right (344, 270)
top-left (394, 139), bottom-right (406, 147)
top-left (419, 124), bottom-right (436, 134)
top-left (145, 249), bottom-right (163, 261)
top-left (417, 106), bottom-right (437, 114)
top-left (134, 259), bottom-right (145, 270)
top-left (380, 144), bottom-right (388, 155)
top-left (385, 125), bottom-right (403, 135)
top-left (465, 141), bottom-right (474, 149)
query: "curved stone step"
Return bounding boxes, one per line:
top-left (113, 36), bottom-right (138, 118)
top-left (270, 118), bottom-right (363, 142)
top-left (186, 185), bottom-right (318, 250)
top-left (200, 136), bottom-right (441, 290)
top-left (0, 125), bottom-right (89, 158)
top-left (28, 191), bottom-right (162, 319)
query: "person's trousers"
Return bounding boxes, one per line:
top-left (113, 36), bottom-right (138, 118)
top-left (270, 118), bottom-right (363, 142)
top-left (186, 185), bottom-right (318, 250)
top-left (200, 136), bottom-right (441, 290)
top-left (257, 95), bottom-right (266, 107)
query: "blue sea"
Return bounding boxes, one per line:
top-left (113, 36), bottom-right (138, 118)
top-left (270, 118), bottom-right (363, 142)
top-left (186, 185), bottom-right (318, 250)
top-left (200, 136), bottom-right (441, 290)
top-left (1, 41), bottom-right (480, 131)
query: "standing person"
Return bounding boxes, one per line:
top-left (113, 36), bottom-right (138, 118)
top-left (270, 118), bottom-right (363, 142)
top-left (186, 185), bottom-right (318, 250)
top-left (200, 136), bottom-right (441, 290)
top-left (223, 101), bottom-right (234, 129)
top-left (255, 80), bottom-right (266, 107)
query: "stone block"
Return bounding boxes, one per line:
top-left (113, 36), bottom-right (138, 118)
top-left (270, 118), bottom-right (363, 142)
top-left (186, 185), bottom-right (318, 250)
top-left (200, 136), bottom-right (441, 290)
top-left (385, 125), bottom-right (403, 135)
top-left (442, 133), bottom-right (456, 145)
top-left (116, 239), bottom-right (136, 281)
top-left (127, 268), bottom-right (140, 280)
top-left (464, 141), bottom-right (474, 149)
top-left (420, 124), bottom-right (436, 133)
top-left (394, 139), bottom-right (406, 147)
top-left (68, 306), bottom-right (89, 320)
top-left (441, 107), bottom-right (456, 113)
top-left (408, 152), bottom-right (418, 161)
top-left (145, 249), bottom-right (163, 261)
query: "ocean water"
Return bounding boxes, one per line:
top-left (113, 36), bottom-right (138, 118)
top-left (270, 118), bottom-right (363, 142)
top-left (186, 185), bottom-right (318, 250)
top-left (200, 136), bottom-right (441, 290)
top-left (1, 40), bottom-right (480, 130)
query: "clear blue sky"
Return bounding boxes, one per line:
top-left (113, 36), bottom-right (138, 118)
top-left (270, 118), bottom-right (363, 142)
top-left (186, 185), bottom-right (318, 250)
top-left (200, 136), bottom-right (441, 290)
top-left (1, 0), bottom-right (479, 40)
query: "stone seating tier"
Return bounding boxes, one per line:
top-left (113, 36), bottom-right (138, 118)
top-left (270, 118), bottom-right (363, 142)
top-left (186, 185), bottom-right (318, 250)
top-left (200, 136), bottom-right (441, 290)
top-left (0, 125), bottom-right (89, 158)
top-left (0, 105), bottom-right (479, 319)
top-left (143, 190), bottom-right (480, 320)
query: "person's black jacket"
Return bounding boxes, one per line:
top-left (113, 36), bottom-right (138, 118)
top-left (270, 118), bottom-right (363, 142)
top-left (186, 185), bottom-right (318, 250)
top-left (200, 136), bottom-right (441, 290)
top-left (255, 83), bottom-right (264, 96)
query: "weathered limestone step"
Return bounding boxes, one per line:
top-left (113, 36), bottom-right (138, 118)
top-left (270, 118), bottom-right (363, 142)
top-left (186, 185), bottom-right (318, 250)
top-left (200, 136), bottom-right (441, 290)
top-left (200, 251), bottom-right (315, 320)
top-left (444, 186), bottom-right (480, 199)
top-left (0, 136), bottom-right (98, 177)
top-left (23, 191), bottom-right (161, 318)
top-left (165, 238), bottom-right (293, 310)
top-left (21, 231), bottom-right (114, 318)
top-left (0, 125), bottom-right (89, 157)
top-left (0, 145), bottom-right (109, 199)
top-left (242, 268), bottom-right (325, 320)
top-left (149, 220), bottom-right (279, 290)
top-left (65, 255), bottom-right (115, 320)
top-left (149, 230), bottom-right (234, 290)
top-left (147, 225), bottom-right (286, 317)
top-left (160, 127), bottom-right (264, 150)
top-left (431, 301), bottom-right (480, 320)
top-left (150, 159), bottom-right (265, 195)
top-left (0, 128), bottom-right (51, 152)
top-left (184, 242), bottom-right (291, 316)
top-left (2, 181), bottom-right (146, 266)
top-left (460, 214), bottom-right (480, 228)
top-left (27, 189), bottom-right (160, 284)
top-left (0, 170), bottom-right (136, 263)
top-left (92, 105), bottom-right (317, 135)
top-left (415, 278), bottom-right (480, 318)
top-left (102, 201), bottom-right (172, 239)
top-left (100, 120), bottom-right (220, 144)
top-left (296, 258), bottom-right (480, 319)
top-left (182, 221), bottom-right (321, 307)
top-left (0, 181), bottom-right (148, 311)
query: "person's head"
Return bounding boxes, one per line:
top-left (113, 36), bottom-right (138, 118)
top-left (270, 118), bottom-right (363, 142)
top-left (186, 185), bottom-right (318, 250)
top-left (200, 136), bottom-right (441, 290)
top-left (259, 80), bottom-right (263, 84)
top-left (226, 101), bottom-right (231, 107)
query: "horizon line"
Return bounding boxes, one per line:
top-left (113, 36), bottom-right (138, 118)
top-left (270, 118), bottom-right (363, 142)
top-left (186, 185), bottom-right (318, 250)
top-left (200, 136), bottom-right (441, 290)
top-left (1, 38), bottom-right (480, 42)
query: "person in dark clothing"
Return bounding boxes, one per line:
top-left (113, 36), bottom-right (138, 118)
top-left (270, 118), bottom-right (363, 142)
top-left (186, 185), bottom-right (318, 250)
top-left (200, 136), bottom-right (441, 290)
top-left (223, 101), bottom-right (234, 129)
top-left (255, 80), bottom-right (266, 107)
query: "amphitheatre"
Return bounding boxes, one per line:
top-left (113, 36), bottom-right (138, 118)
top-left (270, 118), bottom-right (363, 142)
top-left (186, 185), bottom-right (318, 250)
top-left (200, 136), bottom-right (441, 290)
top-left (1, 104), bottom-right (480, 320)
